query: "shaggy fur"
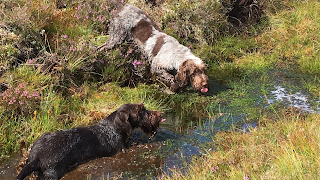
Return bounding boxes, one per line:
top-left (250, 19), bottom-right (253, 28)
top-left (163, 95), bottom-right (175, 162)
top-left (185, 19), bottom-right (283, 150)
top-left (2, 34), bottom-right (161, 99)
top-left (98, 1), bottom-right (209, 93)
top-left (16, 103), bottom-right (164, 180)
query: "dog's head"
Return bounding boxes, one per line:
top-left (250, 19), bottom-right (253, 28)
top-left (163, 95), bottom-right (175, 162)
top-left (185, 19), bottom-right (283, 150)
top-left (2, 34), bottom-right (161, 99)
top-left (140, 110), bottom-right (165, 137)
top-left (175, 60), bottom-right (209, 93)
top-left (114, 103), bottom-right (165, 137)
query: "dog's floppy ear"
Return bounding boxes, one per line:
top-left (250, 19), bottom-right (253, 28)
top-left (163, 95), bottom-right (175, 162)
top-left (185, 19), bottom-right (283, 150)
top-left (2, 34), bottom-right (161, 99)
top-left (114, 111), bottom-right (132, 137)
top-left (174, 62), bottom-right (190, 90)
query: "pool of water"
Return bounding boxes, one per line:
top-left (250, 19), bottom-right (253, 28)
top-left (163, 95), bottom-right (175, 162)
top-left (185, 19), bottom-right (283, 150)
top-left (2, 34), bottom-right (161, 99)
top-left (266, 85), bottom-right (320, 113)
top-left (1, 70), bottom-right (319, 179)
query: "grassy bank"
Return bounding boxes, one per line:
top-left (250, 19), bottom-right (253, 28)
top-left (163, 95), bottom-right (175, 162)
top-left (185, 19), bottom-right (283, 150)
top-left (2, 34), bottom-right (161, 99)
top-left (161, 0), bottom-right (320, 179)
top-left (1, 0), bottom-right (320, 179)
top-left (162, 111), bottom-right (320, 180)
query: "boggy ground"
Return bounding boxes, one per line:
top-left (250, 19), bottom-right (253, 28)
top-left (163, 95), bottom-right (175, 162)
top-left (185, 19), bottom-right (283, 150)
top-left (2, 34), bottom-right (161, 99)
top-left (1, 0), bottom-right (320, 179)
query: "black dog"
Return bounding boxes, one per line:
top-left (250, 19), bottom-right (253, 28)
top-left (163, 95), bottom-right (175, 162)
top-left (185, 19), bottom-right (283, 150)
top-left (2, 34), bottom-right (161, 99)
top-left (17, 103), bottom-right (165, 180)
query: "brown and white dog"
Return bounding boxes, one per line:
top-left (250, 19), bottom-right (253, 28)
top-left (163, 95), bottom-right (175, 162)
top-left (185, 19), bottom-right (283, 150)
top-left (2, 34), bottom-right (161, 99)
top-left (98, 0), bottom-right (209, 93)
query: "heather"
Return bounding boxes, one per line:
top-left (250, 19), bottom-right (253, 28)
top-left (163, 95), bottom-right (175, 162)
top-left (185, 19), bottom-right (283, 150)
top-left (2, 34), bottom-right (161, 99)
top-left (1, 0), bottom-right (320, 179)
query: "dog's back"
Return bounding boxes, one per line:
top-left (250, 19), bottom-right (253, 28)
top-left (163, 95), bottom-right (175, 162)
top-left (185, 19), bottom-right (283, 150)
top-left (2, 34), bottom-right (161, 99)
top-left (16, 121), bottom-right (126, 179)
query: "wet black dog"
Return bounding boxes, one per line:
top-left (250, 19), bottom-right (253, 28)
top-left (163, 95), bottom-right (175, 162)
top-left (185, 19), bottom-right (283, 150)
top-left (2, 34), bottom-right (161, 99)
top-left (17, 103), bottom-right (165, 180)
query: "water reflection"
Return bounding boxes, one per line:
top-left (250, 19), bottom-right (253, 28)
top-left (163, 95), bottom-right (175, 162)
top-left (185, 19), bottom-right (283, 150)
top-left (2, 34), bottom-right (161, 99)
top-left (267, 85), bottom-right (320, 113)
top-left (2, 73), bottom-right (320, 179)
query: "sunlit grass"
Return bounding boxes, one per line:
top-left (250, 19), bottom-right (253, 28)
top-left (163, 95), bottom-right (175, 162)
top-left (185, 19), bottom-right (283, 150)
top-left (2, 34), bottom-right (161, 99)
top-left (161, 112), bottom-right (320, 179)
top-left (1, 0), bottom-right (320, 179)
top-left (255, 1), bottom-right (320, 72)
top-left (159, 1), bottom-right (320, 179)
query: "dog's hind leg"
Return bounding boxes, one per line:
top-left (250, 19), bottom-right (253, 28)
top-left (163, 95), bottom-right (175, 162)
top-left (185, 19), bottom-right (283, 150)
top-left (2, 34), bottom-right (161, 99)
top-left (97, 18), bottom-right (130, 51)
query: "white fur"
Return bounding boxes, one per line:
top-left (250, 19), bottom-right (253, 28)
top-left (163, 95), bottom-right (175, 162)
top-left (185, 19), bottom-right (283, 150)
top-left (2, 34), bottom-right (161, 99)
top-left (115, 4), bottom-right (205, 73)
top-left (100, 3), bottom-right (208, 92)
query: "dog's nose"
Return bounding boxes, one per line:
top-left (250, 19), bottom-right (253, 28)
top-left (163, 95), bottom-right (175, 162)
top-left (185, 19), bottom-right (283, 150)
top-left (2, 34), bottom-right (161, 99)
top-left (200, 82), bottom-right (209, 93)
top-left (202, 82), bottom-right (208, 87)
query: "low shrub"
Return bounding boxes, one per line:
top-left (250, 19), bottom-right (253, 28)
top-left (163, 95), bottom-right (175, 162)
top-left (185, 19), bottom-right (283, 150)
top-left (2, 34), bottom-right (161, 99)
top-left (0, 82), bottom-right (40, 116)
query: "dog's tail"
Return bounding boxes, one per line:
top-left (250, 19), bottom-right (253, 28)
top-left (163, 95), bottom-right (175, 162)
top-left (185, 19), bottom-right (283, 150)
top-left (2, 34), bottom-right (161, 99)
top-left (110, 0), bottom-right (125, 9)
top-left (16, 159), bottom-right (40, 180)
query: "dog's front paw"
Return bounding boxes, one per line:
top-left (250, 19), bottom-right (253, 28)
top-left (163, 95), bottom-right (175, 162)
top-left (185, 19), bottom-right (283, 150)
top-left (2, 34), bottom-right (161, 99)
top-left (170, 83), bottom-right (181, 93)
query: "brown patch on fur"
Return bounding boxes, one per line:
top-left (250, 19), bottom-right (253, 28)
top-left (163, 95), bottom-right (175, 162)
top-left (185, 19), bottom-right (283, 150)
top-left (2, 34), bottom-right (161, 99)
top-left (175, 60), bottom-right (209, 92)
top-left (152, 35), bottom-right (165, 57)
top-left (131, 19), bottom-right (153, 44)
top-left (145, 14), bottom-right (162, 32)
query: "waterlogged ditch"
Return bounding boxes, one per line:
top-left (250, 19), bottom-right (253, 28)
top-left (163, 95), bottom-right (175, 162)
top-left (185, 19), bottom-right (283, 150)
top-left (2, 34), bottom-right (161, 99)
top-left (1, 70), bottom-right (319, 179)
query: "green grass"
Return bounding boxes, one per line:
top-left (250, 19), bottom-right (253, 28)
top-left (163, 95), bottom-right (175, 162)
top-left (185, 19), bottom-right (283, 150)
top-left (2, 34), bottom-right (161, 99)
top-left (161, 111), bottom-right (320, 180)
top-left (1, 0), bottom-right (320, 179)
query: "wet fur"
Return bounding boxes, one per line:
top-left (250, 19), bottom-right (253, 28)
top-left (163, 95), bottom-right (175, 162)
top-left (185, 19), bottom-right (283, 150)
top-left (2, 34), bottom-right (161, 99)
top-left (16, 103), bottom-right (163, 180)
top-left (98, 1), bottom-right (209, 93)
